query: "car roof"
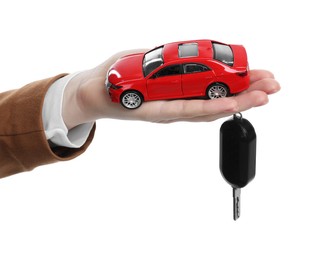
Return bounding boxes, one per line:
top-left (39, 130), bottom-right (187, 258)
top-left (159, 39), bottom-right (220, 63)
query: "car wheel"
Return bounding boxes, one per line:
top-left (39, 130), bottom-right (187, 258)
top-left (207, 83), bottom-right (229, 99)
top-left (121, 91), bottom-right (143, 109)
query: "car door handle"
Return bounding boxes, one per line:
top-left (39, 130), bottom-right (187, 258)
top-left (170, 80), bottom-right (180, 83)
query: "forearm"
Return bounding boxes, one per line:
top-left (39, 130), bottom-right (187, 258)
top-left (62, 70), bottom-right (108, 130)
top-left (0, 74), bottom-right (95, 177)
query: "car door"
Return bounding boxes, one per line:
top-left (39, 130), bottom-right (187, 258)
top-left (181, 63), bottom-right (214, 97)
top-left (146, 64), bottom-right (182, 100)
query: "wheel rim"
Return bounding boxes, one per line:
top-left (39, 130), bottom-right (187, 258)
top-left (208, 85), bottom-right (227, 99)
top-left (122, 92), bottom-right (142, 109)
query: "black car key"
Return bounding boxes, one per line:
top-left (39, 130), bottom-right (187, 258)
top-left (220, 113), bottom-right (256, 220)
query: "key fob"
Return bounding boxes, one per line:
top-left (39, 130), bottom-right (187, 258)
top-left (220, 113), bottom-right (256, 188)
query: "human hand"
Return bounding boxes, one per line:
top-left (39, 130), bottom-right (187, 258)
top-left (63, 50), bottom-right (280, 129)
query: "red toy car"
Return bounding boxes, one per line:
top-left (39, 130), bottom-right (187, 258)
top-left (105, 39), bottom-right (250, 109)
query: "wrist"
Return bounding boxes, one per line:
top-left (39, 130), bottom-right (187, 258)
top-left (62, 68), bottom-right (112, 129)
top-left (62, 71), bottom-right (91, 130)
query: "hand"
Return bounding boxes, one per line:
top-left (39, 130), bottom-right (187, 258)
top-left (63, 50), bottom-right (280, 129)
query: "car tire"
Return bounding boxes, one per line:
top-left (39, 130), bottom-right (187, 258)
top-left (206, 83), bottom-right (230, 99)
top-left (120, 91), bottom-right (143, 109)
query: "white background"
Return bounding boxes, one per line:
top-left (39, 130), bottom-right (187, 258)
top-left (1, 0), bottom-right (332, 259)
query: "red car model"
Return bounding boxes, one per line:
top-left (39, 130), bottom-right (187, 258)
top-left (105, 39), bottom-right (250, 109)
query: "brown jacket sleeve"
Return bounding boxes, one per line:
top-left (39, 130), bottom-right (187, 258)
top-left (0, 74), bottom-right (96, 178)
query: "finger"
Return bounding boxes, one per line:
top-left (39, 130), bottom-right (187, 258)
top-left (250, 69), bottom-right (275, 84)
top-left (181, 90), bottom-right (268, 122)
top-left (179, 91), bottom-right (268, 123)
top-left (143, 89), bottom-right (268, 123)
top-left (97, 49), bottom-right (150, 72)
top-left (246, 78), bottom-right (281, 95)
top-left (233, 90), bottom-right (269, 111)
top-left (138, 97), bottom-right (239, 122)
top-left (161, 110), bottom-right (235, 123)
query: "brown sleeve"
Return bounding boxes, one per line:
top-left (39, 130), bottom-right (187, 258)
top-left (0, 74), bottom-right (96, 178)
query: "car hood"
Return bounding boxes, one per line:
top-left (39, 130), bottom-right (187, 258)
top-left (230, 45), bottom-right (248, 68)
top-left (108, 53), bottom-right (145, 84)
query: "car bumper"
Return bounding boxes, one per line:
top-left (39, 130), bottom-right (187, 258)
top-left (105, 77), bottom-right (122, 103)
top-left (230, 75), bottom-right (250, 94)
top-left (109, 89), bottom-right (122, 103)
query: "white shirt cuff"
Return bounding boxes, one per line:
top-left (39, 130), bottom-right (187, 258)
top-left (42, 72), bottom-right (94, 148)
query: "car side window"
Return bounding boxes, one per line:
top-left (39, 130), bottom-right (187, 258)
top-left (154, 65), bottom-right (181, 78)
top-left (183, 63), bottom-right (210, 74)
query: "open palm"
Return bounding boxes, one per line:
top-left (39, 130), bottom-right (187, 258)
top-left (63, 50), bottom-right (280, 129)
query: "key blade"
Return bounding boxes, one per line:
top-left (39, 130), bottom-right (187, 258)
top-left (233, 188), bottom-right (241, 221)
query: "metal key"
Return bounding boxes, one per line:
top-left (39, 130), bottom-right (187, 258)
top-left (233, 187), bottom-right (241, 220)
top-left (220, 113), bottom-right (256, 220)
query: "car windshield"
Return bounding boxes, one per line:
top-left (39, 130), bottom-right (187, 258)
top-left (143, 47), bottom-right (164, 77)
top-left (212, 42), bottom-right (234, 66)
